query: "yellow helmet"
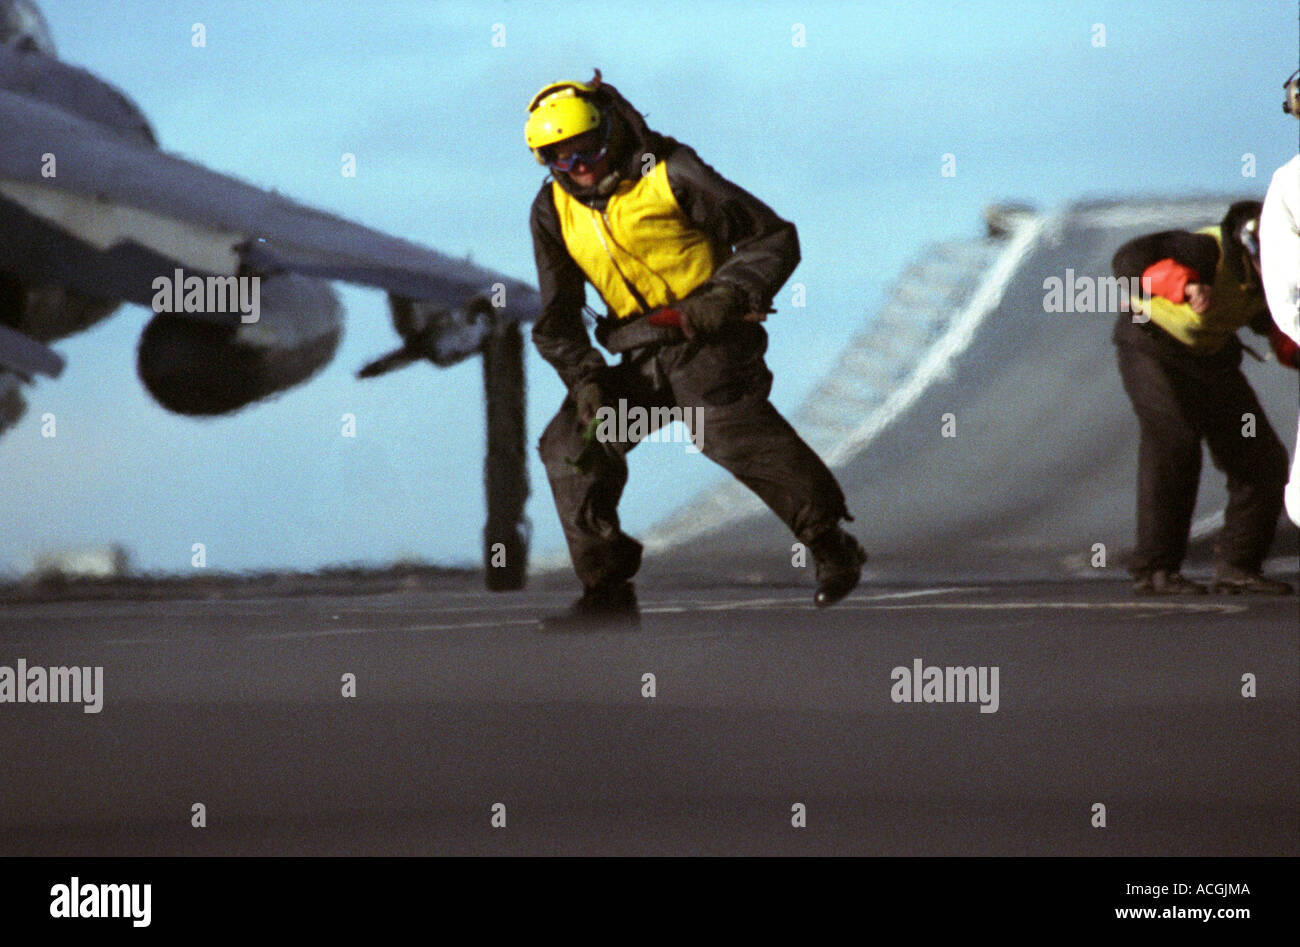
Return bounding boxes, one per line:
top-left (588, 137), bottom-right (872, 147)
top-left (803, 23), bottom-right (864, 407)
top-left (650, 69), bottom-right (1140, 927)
top-left (525, 71), bottom-right (604, 164)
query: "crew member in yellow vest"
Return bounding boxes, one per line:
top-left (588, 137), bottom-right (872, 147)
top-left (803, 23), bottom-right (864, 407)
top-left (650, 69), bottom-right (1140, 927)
top-left (525, 71), bottom-right (865, 629)
top-left (1111, 201), bottom-right (1293, 595)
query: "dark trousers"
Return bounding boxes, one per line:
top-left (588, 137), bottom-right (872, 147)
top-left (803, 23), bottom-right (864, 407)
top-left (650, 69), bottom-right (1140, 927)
top-left (1113, 317), bottom-right (1289, 575)
top-left (538, 323), bottom-right (850, 589)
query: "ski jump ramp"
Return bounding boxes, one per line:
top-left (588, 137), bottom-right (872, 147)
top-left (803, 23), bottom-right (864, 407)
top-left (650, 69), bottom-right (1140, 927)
top-left (644, 197), bottom-right (1300, 583)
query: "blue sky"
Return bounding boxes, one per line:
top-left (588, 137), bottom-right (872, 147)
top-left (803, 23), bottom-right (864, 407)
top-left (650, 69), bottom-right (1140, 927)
top-left (2, 0), bottom-right (1297, 576)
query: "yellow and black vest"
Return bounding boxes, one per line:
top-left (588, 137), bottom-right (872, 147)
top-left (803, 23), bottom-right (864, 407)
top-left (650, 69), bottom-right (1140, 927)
top-left (1133, 226), bottom-right (1262, 353)
top-left (552, 157), bottom-right (721, 319)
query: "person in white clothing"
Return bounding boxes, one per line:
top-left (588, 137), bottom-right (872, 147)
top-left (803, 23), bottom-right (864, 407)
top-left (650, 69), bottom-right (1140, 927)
top-left (1259, 68), bottom-right (1300, 525)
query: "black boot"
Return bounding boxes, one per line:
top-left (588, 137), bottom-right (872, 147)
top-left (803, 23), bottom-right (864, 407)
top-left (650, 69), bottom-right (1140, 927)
top-left (808, 527), bottom-right (868, 607)
top-left (1210, 565), bottom-right (1295, 595)
top-left (1133, 570), bottom-right (1208, 595)
top-left (538, 581), bottom-right (641, 632)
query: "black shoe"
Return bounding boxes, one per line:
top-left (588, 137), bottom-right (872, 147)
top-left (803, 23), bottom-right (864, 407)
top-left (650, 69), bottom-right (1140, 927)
top-left (809, 527), bottom-right (868, 608)
top-left (538, 582), bottom-right (641, 632)
top-left (1210, 565), bottom-right (1295, 595)
top-left (1132, 570), bottom-right (1208, 595)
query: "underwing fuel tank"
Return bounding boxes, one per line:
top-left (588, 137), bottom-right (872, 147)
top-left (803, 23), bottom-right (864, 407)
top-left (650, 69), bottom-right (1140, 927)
top-left (137, 271), bottom-right (341, 415)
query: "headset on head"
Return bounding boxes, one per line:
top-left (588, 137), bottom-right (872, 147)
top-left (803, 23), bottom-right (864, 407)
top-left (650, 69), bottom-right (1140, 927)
top-left (1285, 68), bottom-right (1300, 117)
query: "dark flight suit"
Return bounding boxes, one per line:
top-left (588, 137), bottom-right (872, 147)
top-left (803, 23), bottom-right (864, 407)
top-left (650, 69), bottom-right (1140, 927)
top-left (530, 82), bottom-right (850, 590)
top-left (1112, 227), bottom-right (1289, 577)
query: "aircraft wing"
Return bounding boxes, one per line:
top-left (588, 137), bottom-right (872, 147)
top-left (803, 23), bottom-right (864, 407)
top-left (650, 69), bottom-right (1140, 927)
top-left (0, 322), bottom-right (63, 378)
top-left (0, 79), bottom-right (540, 324)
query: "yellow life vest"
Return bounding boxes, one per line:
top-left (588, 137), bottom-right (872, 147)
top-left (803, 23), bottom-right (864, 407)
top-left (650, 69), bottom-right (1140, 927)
top-left (551, 157), bottom-right (721, 319)
top-left (1133, 226), bottom-right (1260, 353)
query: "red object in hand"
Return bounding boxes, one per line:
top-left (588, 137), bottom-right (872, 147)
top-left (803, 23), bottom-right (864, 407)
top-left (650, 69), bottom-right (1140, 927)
top-left (648, 307), bottom-right (684, 327)
top-left (1270, 324), bottom-right (1300, 369)
top-left (649, 306), bottom-right (693, 338)
top-left (1141, 258), bottom-right (1200, 304)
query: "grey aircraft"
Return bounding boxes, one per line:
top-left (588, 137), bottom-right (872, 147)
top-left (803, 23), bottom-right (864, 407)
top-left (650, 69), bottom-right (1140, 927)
top-left (0, 0), bottom-right (536, 588)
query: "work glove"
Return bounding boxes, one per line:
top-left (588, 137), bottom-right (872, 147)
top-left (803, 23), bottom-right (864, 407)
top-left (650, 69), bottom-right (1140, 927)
top-left (573, 381), bottom-right (604, 425)
top-left (565, 381), bottom-right (606, 473)
top-left (679, 283), bottom-right (749, 339)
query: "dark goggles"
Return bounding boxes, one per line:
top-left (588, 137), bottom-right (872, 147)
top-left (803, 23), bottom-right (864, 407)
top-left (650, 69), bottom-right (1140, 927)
top-left (543, 115), bottom-right (610, 172)
top-left (546, 142), bottom-right (609, 172)
top-left (1239, 218), bottom-right (1261, 261)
